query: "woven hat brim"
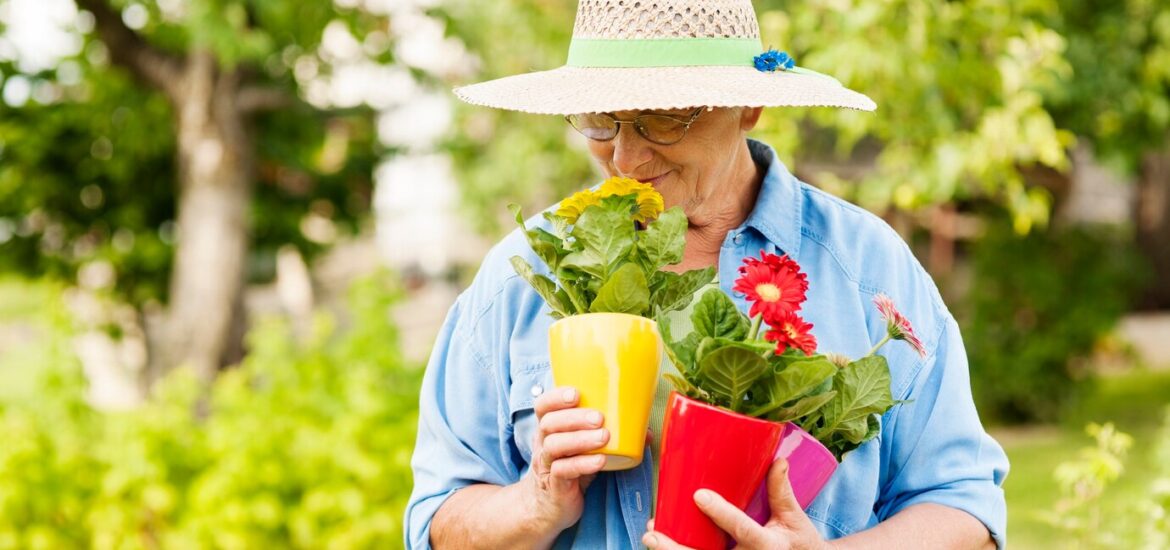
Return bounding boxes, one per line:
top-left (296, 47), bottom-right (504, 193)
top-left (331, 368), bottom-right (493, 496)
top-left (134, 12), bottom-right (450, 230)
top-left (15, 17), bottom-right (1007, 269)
top-left (453, 66), bottom-right (876, 115)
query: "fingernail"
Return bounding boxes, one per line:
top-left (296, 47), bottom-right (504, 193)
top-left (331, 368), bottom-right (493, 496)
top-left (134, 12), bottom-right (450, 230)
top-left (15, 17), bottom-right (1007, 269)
top-left (562, 388), bottom-right (576, 403)
top-left (644, 533), bottom-right (658, 547)
top-left (694, 489), bottom-right (713, 505)
top-left (588, 411), bottom-right (602, 426)
top-left (596, 429), bottom-right (608, 443)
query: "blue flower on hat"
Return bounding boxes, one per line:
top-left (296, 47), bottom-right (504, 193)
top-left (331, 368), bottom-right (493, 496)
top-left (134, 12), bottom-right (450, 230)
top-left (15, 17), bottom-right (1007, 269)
top-left (754, 49), bottom-right (796, 73)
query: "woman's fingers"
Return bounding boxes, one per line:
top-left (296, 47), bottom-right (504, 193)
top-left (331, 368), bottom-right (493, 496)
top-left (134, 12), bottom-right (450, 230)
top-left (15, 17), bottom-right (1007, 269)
top-left (542, 429), bottom-right (609, 460)
top-left (550, 453), bottom-right (608, 479)
top-left (534, 386), bottom-right (580, 417)
top-left (539, 407), bottom-right (604, 436)
top-left (642, 528), bottom-right (692, 549)
top-left (693, 489), bottom-right (775, 549)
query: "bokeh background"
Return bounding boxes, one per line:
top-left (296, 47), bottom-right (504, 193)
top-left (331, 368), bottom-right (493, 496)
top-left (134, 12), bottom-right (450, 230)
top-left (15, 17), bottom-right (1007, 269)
top-left (1, 0), bottom-right (1168, 548)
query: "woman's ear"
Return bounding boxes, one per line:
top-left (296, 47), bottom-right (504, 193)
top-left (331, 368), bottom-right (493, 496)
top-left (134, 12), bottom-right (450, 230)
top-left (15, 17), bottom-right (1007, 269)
top-left (739, 107), bottom-right (764, 131)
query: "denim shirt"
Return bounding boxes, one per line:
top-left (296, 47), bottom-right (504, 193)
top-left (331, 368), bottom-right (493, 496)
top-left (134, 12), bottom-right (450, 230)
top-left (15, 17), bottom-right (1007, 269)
top-left (405, 139), bottom-right (1009, 549)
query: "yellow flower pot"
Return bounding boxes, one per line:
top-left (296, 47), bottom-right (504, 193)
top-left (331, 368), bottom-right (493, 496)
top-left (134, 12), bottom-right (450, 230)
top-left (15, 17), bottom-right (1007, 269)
top-left (548, 312), bottom-right (662, 471)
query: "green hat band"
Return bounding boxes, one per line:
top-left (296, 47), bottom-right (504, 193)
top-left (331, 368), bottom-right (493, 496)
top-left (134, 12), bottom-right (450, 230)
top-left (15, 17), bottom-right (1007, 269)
top-left (566, 37), bottom-right (763, 68)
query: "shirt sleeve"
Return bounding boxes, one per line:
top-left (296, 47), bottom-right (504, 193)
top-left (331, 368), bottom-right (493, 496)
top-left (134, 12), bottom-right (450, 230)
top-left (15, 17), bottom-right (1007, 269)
top-left (403, 293), bottom-right (518, 549)
top-left (876, 315), bottom-right (1010, 549)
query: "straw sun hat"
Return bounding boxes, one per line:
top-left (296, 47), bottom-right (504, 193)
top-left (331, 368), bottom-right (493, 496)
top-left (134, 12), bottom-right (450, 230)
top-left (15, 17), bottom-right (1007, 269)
top-left (453, 0), bottom-right (876, 115)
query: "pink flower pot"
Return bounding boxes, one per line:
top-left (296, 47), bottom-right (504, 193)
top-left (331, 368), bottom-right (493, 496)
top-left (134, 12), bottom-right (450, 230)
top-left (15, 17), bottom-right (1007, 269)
top-left (743, 423), bottom-right (838, 525)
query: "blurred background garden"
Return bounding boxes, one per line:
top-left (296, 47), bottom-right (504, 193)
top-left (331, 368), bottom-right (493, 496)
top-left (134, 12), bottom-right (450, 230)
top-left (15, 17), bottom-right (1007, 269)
top-left (0, 0), bottom-right (1168, 547)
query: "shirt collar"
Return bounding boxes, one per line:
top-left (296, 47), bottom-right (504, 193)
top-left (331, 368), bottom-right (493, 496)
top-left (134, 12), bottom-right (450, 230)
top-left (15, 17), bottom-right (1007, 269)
top-left (742, 138), bottom-right (803, 258)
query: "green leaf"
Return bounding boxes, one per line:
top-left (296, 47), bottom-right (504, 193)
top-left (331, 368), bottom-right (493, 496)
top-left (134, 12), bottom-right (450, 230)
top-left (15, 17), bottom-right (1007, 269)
top-left (650, 267), bottom-right (717, 317)
top-left (637, 206), bottom-right (686, 272)
top-left (696, 345), bottom-right (770, 412)
top-left (771, 355), bottom-right (839, 404)
top-left (814, 355), bottom-right (894, 444)
top-left (657, 311), bottom-right (687, 374)
top-left (675, 332), bottom-right (704, 374)
top-left (561, 203), bottom-right (635, 280)
top-left (589, 262), bottom-right (649, 315)
top-left (691, 288), bottom-right (749, 340)
top-left (509, 256), bottom-right (570, 318)
top-left (542, 211), bottom-right (570, 241)
top-left (510, 204), bottom-right (568, 271)
top-left (767, 391), bottom-right (838, 423)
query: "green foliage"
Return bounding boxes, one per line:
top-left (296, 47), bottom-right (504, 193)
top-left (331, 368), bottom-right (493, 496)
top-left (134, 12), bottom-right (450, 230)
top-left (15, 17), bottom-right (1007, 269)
top-left (0, 275), bottom-right (421, 548)
top-left (743, 1), bottom-right (1073, 231)
top-left (440, 0), bottom-right (595, 236)
top-left (1041, 0), bottom-right (1170, 171)
top-left (659, 288), bottom-right (896, 461)
top-left (1040, 422), bottom-right (1134, 549)
top-left (963, 214), bottom-right (1148, 423)
top-left (1036, 415), bottom-right (1170, 549)
top-left (510, 189), bottom-right (713, 319)
top-left (0, 0), bottom-right (383, 305)
top-left (1135, 408), bottom-right (1170, 548)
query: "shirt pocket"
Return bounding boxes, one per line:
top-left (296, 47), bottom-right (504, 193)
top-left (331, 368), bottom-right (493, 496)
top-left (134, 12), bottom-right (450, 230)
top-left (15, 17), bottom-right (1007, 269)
top-left (508, 361), bottom-right (552, 466)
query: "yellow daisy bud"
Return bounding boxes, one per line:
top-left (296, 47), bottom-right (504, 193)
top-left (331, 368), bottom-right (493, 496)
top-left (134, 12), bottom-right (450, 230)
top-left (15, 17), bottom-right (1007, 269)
top-left (597, 177), bottom-right (664, 224)
top-left (554, 188), bottom-right (601, 224)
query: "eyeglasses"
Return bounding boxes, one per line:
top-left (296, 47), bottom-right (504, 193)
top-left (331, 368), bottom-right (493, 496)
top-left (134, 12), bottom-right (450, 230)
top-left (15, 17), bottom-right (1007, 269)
top-left (565, 107), bottom-right (705, 146)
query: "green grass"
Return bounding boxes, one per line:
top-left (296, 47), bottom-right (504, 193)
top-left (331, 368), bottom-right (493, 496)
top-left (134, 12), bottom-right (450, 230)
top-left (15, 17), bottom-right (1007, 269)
top-left (0, 275), bottom-right (73, 402)
top-left (999, 369), bottom-right (1170, 549)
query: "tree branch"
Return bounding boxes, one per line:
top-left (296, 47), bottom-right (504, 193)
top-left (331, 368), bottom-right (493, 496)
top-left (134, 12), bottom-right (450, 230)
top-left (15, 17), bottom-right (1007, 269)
top-left (237, 86), bottom-right (297, 114)
top-left (75, 0), bottom-right (184, 100)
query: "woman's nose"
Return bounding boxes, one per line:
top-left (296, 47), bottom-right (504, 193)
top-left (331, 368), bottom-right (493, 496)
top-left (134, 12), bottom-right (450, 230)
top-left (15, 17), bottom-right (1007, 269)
top-left (610, 124), bottom-right (653, 175)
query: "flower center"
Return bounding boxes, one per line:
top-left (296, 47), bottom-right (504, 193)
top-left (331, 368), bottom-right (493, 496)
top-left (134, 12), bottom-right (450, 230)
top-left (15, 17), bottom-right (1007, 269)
top-left (756, 283), bottom-right (782, 302)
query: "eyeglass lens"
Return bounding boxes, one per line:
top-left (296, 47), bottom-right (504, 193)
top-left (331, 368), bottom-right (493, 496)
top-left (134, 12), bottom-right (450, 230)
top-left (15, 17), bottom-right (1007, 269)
top-left (567, 112), bottom-right (693, 145)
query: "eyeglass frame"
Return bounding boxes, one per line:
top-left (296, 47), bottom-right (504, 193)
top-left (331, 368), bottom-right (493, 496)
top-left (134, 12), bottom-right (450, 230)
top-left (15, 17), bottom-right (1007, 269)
top-left (564, 107), bottom-right (706, 146)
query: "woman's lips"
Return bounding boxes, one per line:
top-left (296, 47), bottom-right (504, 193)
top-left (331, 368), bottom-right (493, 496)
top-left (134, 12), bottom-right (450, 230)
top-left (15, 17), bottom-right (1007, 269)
top-left (641, 172), bottom-right (670, 186)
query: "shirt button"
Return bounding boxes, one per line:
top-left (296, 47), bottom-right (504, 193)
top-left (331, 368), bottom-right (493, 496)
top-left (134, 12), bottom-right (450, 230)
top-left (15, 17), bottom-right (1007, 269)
top-left (733, 234), bottom-right (744, 244)
top-left (530, 384), bottom-right (544, 397)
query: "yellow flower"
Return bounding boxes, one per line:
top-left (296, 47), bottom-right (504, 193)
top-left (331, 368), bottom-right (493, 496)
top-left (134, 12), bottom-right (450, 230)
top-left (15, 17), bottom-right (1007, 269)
top-left (555, 188), bottom-right (601, 224)
top-left (597, 177), bottom-right (665, 224)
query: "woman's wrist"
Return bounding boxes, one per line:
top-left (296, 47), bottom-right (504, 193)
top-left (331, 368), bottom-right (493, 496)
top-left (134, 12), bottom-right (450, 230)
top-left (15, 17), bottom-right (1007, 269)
top-left (519, 472), bottom-right (572, 547)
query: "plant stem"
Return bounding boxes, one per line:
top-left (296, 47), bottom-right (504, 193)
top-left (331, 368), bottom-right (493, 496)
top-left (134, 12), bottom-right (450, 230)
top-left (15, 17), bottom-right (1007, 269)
top-left (749, 313), bottom-right (764, 340)
top-left (865, 334), bottom-right (892, 358)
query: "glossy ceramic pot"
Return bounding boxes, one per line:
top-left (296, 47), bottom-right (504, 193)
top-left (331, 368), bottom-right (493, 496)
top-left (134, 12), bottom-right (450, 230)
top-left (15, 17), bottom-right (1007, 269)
top-left (653, 392), bottom-right (785, 550)
top-left (743, 423), bottom-right (839, 525)
top-left (548, 312), bottom-right (661, 471)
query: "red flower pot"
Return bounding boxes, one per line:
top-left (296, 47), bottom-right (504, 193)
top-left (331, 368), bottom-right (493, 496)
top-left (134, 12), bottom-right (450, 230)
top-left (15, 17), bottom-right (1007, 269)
top-left (654, 392), bottom-right (785, 550)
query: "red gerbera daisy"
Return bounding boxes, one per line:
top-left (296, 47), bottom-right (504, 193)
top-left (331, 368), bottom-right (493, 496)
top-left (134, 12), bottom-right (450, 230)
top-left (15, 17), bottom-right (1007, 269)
top-left (732, 252), bottom-right (809, 321)
top-left (764, 310), bottom-right (818, 356)
top-left (874, 293), bottom-right (927, 358)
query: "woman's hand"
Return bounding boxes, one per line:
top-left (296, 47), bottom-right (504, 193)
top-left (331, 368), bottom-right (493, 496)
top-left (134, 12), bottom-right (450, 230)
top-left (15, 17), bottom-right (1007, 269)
top-left (526, 386), bottom-right (611, 533)
top-left (643, 459), bottom-right (835, 550)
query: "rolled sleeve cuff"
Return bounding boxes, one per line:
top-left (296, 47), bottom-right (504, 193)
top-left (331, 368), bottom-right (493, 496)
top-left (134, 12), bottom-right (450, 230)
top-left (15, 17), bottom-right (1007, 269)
top-left (890, 479), bottom-right (1007, 550)
top-left (404, 487), bottom-right (461, 550)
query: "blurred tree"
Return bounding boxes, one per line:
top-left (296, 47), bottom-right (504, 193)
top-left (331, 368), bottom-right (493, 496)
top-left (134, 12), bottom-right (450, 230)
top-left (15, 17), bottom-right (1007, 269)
top-left (439, 0), bottom-right (596, 236)
top-left (1041, 0), bottom-right (1170, 309)
top-left (749, 0), bottom-right (1073, 234)
top-left (0, 0), bottom-right (388, 381)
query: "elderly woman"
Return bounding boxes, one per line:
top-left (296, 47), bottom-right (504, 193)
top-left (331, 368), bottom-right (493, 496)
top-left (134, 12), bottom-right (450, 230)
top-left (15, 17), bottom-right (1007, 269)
top-left (405, 1), bottom-right (1008, 549)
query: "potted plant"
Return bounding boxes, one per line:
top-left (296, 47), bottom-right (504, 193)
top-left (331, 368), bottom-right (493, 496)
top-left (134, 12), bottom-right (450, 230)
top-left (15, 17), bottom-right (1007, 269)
top-left (653, 251), bottom-right (926, 550)
top-left (510, 177), bottom-right (715, 470)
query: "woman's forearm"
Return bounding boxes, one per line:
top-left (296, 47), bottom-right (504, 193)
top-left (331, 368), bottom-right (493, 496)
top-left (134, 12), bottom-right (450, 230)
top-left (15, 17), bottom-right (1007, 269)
top-left (430, 479), bottom-right (560, 550)
top-left (830, 503), bottom-right (995, 550)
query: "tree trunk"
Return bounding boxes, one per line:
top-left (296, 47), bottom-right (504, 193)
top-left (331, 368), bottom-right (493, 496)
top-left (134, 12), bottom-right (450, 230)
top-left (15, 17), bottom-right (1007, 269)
top-left (163, 52), bottom-right (252, 382)
top-left (1137, 141), bottom-right (1170, 311)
